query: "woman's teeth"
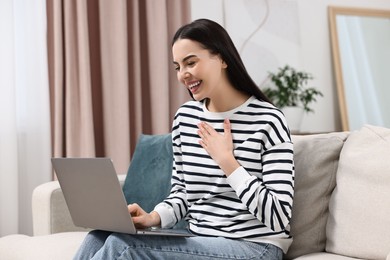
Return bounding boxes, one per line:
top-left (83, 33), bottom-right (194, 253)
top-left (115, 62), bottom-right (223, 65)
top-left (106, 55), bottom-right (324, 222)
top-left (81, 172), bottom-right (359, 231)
top-left (188, 81), bottom-right (201, 89)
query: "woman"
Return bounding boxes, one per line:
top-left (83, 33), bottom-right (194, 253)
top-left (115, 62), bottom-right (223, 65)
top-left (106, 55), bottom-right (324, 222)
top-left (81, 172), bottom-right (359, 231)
top-left (75, 18), bottom-right (294, 260)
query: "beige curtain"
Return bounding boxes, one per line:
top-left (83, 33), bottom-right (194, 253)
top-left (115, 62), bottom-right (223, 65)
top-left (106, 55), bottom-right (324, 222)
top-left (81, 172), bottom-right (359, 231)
top-left (47, 0), bottom-right (191, 174)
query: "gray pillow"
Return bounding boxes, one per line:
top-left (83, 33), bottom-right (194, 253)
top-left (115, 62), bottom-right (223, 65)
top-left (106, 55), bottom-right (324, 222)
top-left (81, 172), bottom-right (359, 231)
top-left (284, 132), bottom-right (348, 259)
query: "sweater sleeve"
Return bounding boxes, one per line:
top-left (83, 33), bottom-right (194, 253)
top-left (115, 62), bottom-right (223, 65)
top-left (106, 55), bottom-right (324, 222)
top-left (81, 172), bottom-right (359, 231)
top-left (154, 114), bottom-right (188, 228)
top-left (226, 130), bottom-right (294, 232)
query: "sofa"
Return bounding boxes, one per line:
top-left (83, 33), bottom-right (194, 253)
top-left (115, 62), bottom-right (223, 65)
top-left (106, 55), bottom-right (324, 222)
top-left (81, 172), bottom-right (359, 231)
top-left (1, 124), bottom-right (390, 260)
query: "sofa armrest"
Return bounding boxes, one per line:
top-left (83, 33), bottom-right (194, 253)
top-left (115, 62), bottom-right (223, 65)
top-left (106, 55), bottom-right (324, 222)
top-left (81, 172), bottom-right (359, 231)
top-left (32, 174), bottom-right (127, 236)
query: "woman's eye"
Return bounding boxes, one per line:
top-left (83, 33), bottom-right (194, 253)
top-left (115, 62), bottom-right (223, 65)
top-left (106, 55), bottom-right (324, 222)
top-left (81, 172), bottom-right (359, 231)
top-left (174, 66), bottom-right (180, 71)
top-left (187, 61), bottom-right (195, 66)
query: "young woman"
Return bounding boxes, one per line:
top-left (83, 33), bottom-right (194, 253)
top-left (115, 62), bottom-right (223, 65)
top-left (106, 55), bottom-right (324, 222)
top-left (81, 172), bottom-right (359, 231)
top-left (75, 18), bottom-right (294, 260)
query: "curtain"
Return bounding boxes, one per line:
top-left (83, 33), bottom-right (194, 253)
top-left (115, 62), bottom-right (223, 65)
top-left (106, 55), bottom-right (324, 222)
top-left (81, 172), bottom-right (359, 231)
top-left (47, 0), bottom-right (191, 174)
top-left (0, 0), bottom-right (52, 236)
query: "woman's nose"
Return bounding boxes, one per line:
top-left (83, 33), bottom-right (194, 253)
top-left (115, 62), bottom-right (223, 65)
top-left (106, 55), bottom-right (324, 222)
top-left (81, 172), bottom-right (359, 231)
top-left (179, 69), bottom-right (190, 80)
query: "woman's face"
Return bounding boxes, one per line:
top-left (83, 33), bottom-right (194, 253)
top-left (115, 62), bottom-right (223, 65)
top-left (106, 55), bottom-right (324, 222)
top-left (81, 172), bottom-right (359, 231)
top-left (172, 39), bottom-right (228, 101)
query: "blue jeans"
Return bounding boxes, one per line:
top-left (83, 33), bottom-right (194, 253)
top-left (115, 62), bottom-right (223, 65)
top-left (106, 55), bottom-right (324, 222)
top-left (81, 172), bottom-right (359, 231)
top-left (74, 230), bottom-right (283, 260)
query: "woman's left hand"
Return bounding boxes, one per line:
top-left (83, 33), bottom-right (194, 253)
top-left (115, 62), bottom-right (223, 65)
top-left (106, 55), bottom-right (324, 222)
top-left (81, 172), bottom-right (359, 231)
top-left (198, 119), bottom-right (240, 176)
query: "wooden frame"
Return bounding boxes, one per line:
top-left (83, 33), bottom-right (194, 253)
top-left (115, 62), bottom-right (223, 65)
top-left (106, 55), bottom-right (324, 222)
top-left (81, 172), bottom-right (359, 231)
top-left (328, 6), bottom-right (390, 131)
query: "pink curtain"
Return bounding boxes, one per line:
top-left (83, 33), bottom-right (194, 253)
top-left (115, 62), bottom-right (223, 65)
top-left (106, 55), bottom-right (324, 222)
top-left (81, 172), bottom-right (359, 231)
top-left (47, 0), bottom-right (191, 174)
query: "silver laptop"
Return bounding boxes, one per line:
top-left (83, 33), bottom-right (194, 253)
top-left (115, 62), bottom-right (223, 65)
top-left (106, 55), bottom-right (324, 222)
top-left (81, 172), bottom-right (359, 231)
top-left (51, 158), bottom-right (192, 237)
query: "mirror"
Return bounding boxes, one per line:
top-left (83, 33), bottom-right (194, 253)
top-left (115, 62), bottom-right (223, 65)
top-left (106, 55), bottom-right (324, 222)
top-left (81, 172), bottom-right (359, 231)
top-left (328, 6), bottom-right (390, 131)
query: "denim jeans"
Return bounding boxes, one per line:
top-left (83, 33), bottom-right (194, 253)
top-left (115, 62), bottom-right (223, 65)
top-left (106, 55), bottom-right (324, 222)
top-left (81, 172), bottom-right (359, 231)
top-left (74, 230), bottom-right (283, 260)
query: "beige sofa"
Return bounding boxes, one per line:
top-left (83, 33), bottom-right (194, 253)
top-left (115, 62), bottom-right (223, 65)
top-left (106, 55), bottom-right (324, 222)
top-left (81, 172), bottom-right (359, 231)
top-left (1, 124), bottom-right (390, 260)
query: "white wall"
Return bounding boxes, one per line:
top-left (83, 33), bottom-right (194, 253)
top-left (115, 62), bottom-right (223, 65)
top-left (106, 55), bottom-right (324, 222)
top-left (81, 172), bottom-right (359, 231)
top-left (191, 0), bottom-right (390, 133)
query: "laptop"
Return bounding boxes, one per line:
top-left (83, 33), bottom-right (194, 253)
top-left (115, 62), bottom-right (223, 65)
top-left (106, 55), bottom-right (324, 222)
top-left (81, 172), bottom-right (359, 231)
top-left (51, 158), bottom-right (193, 237)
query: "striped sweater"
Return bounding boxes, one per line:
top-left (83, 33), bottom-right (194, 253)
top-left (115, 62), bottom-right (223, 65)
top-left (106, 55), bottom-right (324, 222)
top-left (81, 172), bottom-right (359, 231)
top-left (154, 96), bottom-right (294, 252)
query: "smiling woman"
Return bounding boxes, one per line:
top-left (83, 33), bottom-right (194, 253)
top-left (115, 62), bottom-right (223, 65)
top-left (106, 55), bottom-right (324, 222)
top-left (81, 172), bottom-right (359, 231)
top-left (74, 19), bottom-right (294, 260)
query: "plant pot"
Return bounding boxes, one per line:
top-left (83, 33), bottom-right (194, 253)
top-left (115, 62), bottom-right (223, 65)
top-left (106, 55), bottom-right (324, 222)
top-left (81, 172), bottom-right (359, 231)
top-left (282, 106), bottom-right (304, 133)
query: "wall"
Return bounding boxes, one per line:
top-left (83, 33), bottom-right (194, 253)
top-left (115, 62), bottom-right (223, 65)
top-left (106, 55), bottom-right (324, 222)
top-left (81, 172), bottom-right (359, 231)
top-left (190, 0), bottom-right (390, 133)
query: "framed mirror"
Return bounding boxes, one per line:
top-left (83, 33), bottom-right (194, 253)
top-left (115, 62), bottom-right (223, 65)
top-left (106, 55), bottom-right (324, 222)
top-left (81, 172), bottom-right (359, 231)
top-left (328, 6), bottom-right (390, 131)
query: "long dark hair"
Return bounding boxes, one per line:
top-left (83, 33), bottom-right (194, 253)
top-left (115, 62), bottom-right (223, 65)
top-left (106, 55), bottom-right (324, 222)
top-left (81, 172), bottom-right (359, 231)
top-left (172, 18), bottom-right (272, 104)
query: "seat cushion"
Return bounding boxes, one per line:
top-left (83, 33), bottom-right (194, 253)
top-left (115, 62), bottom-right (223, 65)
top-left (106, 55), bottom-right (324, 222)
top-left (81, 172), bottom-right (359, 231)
top-left (294, 252), bottom-right (366, 260)
top-left (326, 125), bottom-right (390, 259)
top-left (0, 232), bottom-right (87, 260)
top-left (285, 132), bottom-right (348, 259)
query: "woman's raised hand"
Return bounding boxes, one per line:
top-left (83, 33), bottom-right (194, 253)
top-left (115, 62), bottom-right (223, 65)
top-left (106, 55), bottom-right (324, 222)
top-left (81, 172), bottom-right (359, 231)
top-left (197, 119), bottom-right (240, 176)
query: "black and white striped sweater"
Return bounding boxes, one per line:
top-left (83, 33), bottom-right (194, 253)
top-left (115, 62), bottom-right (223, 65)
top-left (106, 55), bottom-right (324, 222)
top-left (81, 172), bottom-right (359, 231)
top-left (154, 96), bottom-right (294, 252)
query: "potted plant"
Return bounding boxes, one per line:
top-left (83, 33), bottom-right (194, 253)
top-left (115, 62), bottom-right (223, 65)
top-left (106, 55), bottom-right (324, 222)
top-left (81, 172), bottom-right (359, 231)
top-left (262, 65), bottom-right (323, 131)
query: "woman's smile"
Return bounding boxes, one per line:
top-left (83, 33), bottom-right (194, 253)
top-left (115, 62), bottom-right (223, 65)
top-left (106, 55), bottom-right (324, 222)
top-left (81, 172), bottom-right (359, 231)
top-left (188, 80), bottom-right (202, 94)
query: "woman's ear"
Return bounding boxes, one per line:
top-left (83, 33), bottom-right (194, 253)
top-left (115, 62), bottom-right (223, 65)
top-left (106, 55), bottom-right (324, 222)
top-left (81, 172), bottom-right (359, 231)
top-left (216, 54), bottom-right (227, 69)
top-left (221, 60), bottom-right (228, 69)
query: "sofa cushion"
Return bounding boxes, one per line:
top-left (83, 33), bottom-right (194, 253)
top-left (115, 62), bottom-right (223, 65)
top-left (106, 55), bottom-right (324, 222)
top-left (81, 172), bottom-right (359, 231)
top-left (326, 125), bottom-right (390, 259)
top-left (0, 232), bottom-right (87, 260)
top-left (294, 252), bottom-right (366, 260)
top-left (122, 134), bottom-right (173, 213)
top-left (285, 132), bottom-right (348, 259)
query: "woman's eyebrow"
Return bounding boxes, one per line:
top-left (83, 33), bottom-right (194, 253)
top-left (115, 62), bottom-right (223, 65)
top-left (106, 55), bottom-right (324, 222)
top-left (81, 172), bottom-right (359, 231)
top-left (173, 54), bottom-right (197, 65)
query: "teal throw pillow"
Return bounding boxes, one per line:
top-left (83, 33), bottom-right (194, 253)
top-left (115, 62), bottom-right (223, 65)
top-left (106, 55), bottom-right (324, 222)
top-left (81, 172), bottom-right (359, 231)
top-left (122, 134), bottom-right (173, 213)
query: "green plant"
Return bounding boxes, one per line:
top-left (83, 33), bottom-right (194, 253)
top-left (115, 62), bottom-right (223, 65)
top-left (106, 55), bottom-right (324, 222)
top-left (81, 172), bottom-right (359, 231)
top-left (262, 65), bottom-right (323, 113)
